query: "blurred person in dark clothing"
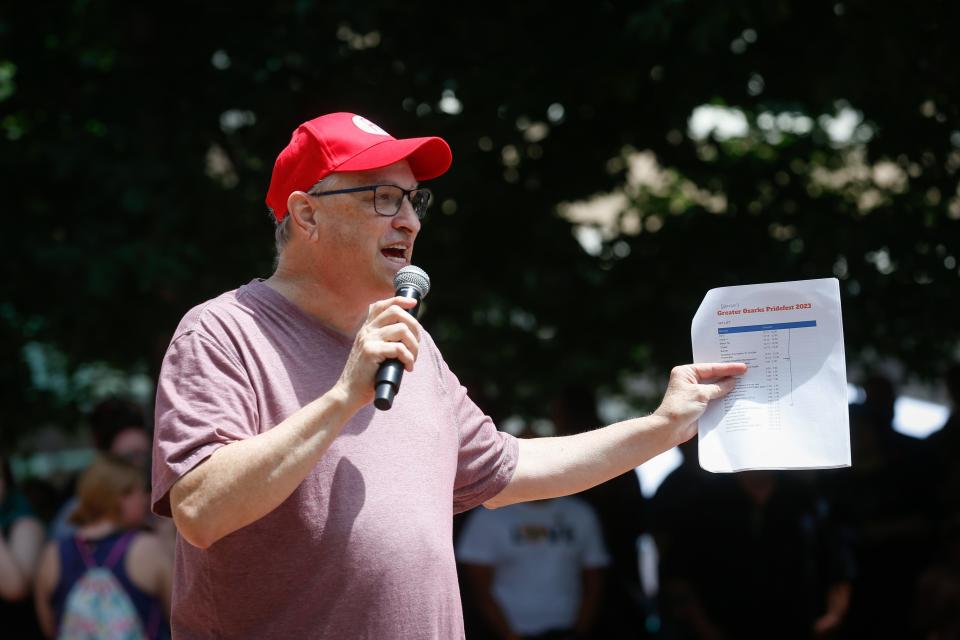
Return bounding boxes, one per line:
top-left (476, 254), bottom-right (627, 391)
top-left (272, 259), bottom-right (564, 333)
top-left (925, 363), bottom-right (960, 522)
top-left (86, 398), bottom-right (153, 470)
top-left (650, 438), bottom-right (725, 640)
top-left (939, 363), bottom-right (960, 436)
top-left (654, 462), bottom-right (853, 640)
top-left (926, 362), bottom-right (960, 456)
top-left (0, 455), bottom-right (46, 638)
top-left (858, 374), bottom-right (927, 467)
top-left (824, 374), bottom-right (936, 639)
top-left (915, 515), bottom-right (960, 640)
top-left (550, 385), bottom-right (650, 639)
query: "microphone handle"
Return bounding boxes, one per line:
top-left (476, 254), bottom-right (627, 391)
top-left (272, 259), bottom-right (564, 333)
top-left (373, 284), bottom-right (424, 410)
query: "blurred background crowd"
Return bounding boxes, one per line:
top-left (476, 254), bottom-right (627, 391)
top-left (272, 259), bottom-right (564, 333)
top-left (3, 369), bottom-right (959, 638)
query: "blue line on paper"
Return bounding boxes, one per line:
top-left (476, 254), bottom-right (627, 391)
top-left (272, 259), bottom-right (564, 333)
top-left (718, 320), bottom-right (817, 335)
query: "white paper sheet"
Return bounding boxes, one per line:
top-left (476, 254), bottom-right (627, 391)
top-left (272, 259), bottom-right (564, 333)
top-left (691, 278), bottom-right (851, 472)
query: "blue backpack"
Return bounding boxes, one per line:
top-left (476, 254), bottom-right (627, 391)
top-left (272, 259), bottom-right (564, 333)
top-left (58, 532), bottom-right (158, 640)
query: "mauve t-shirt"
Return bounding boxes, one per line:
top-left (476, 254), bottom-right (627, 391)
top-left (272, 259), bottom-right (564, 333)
top-left (152, 280), bottom-right (518, 639)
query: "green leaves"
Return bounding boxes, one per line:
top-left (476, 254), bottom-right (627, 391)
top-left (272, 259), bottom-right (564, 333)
top-left (3, 0), bottom-right (959, 446)
top-left (0, 60), bottom-right (15, 102)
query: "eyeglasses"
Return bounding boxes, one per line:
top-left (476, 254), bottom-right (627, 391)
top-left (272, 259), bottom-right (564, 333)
top-left (309, 184), bottom-right (432, 219)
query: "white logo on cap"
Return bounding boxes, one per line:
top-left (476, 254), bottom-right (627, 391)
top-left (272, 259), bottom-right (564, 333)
top-left (352, 115), bottom-right (390, 136)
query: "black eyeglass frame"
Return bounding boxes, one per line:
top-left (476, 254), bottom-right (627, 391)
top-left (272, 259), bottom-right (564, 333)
top-left (308, 184), bottom-right (432, 219)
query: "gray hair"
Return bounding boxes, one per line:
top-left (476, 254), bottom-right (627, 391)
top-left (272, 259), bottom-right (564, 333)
top-left (272, 173), bottom-right (342, 258)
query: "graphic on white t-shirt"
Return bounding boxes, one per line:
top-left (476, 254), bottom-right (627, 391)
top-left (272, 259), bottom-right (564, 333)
top-left (352, 115), bottom-right (390, 136)
top-left (455, 497), bottom-right (610, 635)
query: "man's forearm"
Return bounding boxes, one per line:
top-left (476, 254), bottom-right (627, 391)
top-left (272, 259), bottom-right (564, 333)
top-left (486, 363), bottom-right (745, 508)
top-left (486, 413), bottom-right (678, 508)
top-left (170, 384), bottom-right (361, 548)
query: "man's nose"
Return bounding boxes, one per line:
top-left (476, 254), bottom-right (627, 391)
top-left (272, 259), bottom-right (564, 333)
top-left (393, 196), bottom-right (421, 234)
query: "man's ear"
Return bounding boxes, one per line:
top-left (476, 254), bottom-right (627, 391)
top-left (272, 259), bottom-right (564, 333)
top-left (287, 191), bottom-right (318, 240)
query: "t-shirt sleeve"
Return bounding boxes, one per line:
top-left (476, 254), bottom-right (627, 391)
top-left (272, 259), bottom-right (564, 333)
top-left (455, 508), bottom-right (500, 565)
top-left (425, 334), bottom-right (518, 514)
top-left (151, 329), bottom-right (259, 517)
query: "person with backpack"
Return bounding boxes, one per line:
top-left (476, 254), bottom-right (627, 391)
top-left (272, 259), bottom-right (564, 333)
top-left (34, 455), bottom-right (171, 639)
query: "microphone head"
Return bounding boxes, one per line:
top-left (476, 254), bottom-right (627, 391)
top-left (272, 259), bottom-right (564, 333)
top-left (394, 265), bottom-right (430, 299)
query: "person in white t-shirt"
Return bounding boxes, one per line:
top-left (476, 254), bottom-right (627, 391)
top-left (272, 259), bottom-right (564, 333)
top-left (457, 491), bottom-right (610, 640)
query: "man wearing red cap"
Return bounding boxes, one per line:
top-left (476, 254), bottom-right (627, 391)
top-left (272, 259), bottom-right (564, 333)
top-left (151, 112), bottom-right (745, 638)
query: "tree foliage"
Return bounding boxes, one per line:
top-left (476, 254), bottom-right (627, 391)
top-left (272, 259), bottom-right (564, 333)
top-left (2, 0), bottom-right (959, 446)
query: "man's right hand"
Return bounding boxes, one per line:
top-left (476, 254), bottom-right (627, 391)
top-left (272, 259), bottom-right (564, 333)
top-left (335, 296), bottom-right (423, 409)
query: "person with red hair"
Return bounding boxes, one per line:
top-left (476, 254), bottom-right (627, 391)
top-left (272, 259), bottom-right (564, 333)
top-left (34, 455), bottom-right (171, 639)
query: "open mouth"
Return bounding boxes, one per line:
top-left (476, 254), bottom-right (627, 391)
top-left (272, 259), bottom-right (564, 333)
top-left (381, 245), bottom-right (407, 262)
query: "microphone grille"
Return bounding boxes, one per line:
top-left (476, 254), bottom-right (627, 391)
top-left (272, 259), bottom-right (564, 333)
top-left (394, 265), bottom-right (431, 298)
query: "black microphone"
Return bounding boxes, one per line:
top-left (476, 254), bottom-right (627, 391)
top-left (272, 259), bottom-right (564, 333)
top-left (374, 265), bottom-right (431, 410)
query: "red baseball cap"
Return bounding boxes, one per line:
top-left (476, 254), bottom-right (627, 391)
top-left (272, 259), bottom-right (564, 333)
top-left (265, 112), bottom-right (453, 222)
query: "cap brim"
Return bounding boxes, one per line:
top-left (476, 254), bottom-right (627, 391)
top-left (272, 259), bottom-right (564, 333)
top-left (335, 136), bottom-right (452, 181)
